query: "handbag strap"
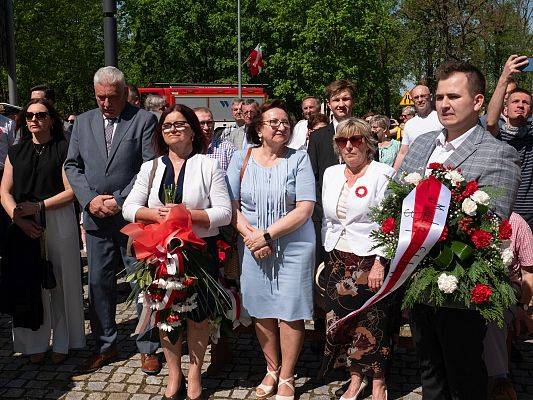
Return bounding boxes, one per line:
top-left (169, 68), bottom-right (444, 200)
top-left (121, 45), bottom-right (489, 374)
top-left (239, 147), bottom-right (252, 183)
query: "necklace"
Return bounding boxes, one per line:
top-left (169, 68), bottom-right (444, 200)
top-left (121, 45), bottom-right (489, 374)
top-left (33, 143), bottom-right (45, 156)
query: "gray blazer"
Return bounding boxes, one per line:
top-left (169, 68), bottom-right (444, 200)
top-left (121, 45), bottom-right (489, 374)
top-left (397, 125), bottom-right (521, 219)
top-left (64, 103), bottom-right (157, 231)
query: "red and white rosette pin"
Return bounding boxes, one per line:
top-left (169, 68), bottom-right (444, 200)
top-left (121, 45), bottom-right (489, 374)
top-left (355, 185), bottom-right (368, 198)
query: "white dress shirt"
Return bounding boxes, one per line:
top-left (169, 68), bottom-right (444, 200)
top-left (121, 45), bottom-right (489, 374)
top-left (402, 110), bottom-right (443, 146)
top-left (425, 126), bottom-right (477, 176)
top-left (122, 154), bottom-right (232, 238)
top-left (287, 119), bottom-right (308, 150)
top-left (322, 161), bottom-right (395, 256)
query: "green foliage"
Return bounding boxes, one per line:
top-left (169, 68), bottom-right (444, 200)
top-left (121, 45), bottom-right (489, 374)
top-left (2, 0), bottom-right (104, 114)
top-left (1, 0), bottom-right (530, 117)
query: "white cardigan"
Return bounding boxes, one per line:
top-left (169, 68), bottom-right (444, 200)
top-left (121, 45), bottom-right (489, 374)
top-left (122, 154), bottom-right (232, 238)
top-left (321, 161), bottom-right (395, 256)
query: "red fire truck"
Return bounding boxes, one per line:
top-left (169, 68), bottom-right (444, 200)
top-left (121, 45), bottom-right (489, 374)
top-left (138, 83), bottom-right (268, 127)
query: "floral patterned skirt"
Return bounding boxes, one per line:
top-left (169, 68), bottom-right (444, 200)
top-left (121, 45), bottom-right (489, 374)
top-left (321, 249), bottom-right (393, 378)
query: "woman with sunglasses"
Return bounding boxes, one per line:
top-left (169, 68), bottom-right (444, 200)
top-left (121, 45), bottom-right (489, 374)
top-left (320, 118), bottom-right (394, 400)
top-left (122, 104), bottom-right (232, 400)
top-left (0, 99), bottom-right (85, 364)
top-left (226, 100), bottom-right (316, 400)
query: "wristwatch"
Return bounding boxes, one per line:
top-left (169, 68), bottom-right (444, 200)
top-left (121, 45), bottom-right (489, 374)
top-left (263, 231), bottom-right (273, 244)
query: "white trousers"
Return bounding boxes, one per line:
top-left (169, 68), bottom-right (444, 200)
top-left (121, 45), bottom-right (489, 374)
top-left (13, 205), bottom-right (86, 354)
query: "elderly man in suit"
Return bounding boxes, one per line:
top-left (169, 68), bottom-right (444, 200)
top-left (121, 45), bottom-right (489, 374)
top-left (64, 67), bottom-right (160, 374)
top-left (396, 61), bottom-right (521, 400)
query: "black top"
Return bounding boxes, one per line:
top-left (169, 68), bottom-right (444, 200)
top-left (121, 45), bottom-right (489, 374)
top-left (8, 136), bottom-right (68, 203)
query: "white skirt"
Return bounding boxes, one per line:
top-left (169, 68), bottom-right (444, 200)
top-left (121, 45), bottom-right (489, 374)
top-left (13, 204), bottom-right (86, 354)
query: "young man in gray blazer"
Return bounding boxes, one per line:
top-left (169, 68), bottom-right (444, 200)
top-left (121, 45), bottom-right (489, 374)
top-left (64, 67), bottom-right (160, 374)
top-left (396, 61), bottom-right (521, 400)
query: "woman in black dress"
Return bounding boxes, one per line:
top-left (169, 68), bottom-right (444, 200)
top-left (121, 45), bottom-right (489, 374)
top-left (0, 99), bottom-right (85, 364)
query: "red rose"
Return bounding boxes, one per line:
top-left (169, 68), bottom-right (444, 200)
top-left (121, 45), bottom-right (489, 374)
top-left (166, 314), bottom-right (180, 323)
top-left (381, 217), bottom-right (396, 234)
top-left (498, 220), bottom-right (512, 240)
top-left (438, 226), bottom-right (448, 242)
top-left (471, 284), bottom-right (492, 304)
top-left (470, 229), bottom-right (493, 249)
top-left (462, 180), bottom-right (479, 198)
top-left (183, 277), bottom-right (195, 287)
top-left (151, 292), bottom-right (164, 302)
top-left (428, 162), bottom-right (444, 170)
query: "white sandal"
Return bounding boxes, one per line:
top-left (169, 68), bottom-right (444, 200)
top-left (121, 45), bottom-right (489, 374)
top-left (256, 367), bottom-right (279, 399)
top-left (275, 376), bottom-right (295, 400)
top-left (340, 376), bottom-right (368, 400)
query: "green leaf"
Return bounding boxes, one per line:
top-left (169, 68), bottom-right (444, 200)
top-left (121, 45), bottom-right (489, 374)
top-left (433, 245), bottom-right (453, 268)
top-left (450, 241), bottom-right (474, 261)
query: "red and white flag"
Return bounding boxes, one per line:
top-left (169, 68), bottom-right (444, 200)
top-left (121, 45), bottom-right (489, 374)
top-left (248, 44), bottom-right (264, 76)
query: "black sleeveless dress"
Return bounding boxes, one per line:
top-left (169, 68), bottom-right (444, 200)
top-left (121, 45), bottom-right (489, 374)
top-left (0, 136), bottom-right (68, 330)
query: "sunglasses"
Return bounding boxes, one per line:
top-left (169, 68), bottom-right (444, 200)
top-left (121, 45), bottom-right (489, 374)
top-left (25, 111), bottom-right (49, 121)
top-left (334, 135), bottom-right (364, 148)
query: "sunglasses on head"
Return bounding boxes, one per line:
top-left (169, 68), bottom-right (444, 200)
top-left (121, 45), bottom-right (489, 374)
top-left (334, 135), bottom-right (364, 148)
top-left (25, 111), bottom-right (49, 121)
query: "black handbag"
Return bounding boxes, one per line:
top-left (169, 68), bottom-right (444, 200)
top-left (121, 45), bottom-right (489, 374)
top-left (38, 207), bottom-right (56, 290)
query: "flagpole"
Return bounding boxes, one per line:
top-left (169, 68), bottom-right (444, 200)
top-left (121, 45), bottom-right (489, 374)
top-left (237, 0), bottom-right (242, 98)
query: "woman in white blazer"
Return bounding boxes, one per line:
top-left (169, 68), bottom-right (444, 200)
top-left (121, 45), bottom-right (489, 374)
top-left (320, 118), bottom-right (394, 400)
top-left (123, 105), bottom-right (231, 400)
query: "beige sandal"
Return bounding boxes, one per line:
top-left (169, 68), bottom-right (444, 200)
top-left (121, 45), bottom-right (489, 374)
top-left (275, 376), bottom-right (295, 400)
top-left (256, 367), bottom-right (280, 399)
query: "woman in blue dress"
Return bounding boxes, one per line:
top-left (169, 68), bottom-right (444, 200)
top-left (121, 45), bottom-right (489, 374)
top-left (226, 100), bottom-right (316, 400)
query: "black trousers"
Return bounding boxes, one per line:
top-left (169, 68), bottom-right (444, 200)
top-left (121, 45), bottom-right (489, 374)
top-left (409, 304), bottom-right (487, 400)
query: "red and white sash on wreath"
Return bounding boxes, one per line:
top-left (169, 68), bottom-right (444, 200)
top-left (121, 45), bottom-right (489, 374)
top-left (328, 175), bottom-right (451, 336)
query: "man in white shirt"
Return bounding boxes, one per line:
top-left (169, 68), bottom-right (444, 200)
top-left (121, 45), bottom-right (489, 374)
top-left (287, 96), bottom-right (320, 150)
top-left (393, 85), bottom-right (443, 170)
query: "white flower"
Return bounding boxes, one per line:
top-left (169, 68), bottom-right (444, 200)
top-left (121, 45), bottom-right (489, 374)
top-left (444, 170), bottom-right (465, 186)
top-left (501, 247), bottom-right (514, 267)
top-left (461, 198), bottom-right (478, 216)
top-left (137, 292), bottom-right (145, 304)
top-left (437, 273), bottom-right (458, 294)
top-left (404, 172), bottom-right (423, 186)
top-left (470, 190), bottom-right (490, 206)
top-left (157, 322), bottom-right (172, 332)
top-left (152, 278), bottom-right (167, 289)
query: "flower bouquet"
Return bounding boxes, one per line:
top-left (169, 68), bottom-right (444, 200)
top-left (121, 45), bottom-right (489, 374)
top-left (121, 204), bottom-right (230, 343)
top-left (370, 163), bottom-right (516, 326)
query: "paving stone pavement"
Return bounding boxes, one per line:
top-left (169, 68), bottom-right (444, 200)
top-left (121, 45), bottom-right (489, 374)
top-left (0, 266), bottom-right (532, 400)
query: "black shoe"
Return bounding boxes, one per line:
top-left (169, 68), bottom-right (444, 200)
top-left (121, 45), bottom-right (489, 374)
top-left (162, 378), bottom-right (186, 400)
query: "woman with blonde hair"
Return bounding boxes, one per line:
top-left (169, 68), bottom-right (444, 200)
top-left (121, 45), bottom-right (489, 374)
top-left (320, 118), bottom-right (395, 400)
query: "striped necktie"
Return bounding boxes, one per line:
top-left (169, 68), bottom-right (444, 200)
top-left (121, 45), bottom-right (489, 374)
top-left (104, 118), bottom-right (116, 155)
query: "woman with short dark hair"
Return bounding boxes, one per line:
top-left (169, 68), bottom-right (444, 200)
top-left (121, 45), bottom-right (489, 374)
top-left (0, 99), bottom-right (85, 364)
top-left (123, 104), bottom-right (231, 400)
top-left (226, 100), bottom-right (316, 400)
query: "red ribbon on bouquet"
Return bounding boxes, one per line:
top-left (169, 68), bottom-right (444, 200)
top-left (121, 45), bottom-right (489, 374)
top-left (121, 204), bottom-right (206, 261)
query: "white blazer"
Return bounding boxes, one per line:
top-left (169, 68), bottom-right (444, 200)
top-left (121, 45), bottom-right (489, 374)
top-left (321, 161), bottom-right (395, 256)
top-left (123, 154), bottom-right (232, 238)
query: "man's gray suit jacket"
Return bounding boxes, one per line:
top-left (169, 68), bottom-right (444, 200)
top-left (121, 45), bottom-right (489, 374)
top-left (64, 102), bottom-right (157, 231)
top-left (396, 125), bottom-right (521, 219)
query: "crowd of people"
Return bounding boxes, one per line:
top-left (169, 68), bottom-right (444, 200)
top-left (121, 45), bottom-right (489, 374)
top-left (0, 55), bottom-right (531, 400)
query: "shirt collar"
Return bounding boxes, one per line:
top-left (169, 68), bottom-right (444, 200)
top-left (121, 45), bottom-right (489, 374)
top-left (435, 125), bottom-right (477, 151)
